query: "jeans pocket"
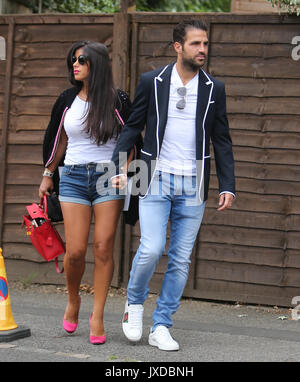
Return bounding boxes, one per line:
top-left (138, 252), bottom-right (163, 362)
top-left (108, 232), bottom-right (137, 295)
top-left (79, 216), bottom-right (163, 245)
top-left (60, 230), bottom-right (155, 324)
top-left (62, 166), bottom-right (73, 176)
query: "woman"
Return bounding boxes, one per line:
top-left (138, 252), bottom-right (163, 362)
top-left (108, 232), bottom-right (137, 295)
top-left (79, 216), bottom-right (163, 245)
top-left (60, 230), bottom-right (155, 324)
top-left (39, 41), bottom-right (138, 344)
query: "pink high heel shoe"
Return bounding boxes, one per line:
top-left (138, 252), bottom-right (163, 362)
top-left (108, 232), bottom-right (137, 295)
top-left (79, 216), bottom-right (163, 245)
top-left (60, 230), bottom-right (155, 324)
top-left (63, 319), bottom-right (78, 334)
top-left (89, 314), bottom-right (106, 345)
top-left (63, 297), bottom-right (81, 334)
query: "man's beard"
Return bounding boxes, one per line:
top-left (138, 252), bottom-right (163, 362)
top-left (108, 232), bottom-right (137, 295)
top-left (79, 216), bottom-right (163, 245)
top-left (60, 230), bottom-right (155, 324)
top-left (182, 55), bottom-right (205, 72)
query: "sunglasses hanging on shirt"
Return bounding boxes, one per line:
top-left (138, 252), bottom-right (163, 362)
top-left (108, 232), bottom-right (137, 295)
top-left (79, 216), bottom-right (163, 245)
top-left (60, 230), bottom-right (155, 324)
top-left (72, 55), bottom-right (88, 66)
top-left (176, 87), bottom-right (187, 110)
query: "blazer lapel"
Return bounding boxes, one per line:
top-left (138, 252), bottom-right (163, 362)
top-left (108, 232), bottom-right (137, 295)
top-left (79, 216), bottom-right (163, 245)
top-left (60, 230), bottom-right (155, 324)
top-left (195, 69), bottom-right (213, 159)
top-left (155, 63), bottom-right (174, 147)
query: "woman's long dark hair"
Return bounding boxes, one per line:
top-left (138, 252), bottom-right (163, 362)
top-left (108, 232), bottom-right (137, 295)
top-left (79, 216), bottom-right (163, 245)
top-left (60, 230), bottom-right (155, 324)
top-left (67, 41), bottom-right (119, 145)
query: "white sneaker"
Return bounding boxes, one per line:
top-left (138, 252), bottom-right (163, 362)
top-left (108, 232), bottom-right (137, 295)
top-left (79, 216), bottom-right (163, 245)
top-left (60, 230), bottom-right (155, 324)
top-left (148, 325), bottom-right (179, 351)
top-left (122, 300), bottom-right (144, 342)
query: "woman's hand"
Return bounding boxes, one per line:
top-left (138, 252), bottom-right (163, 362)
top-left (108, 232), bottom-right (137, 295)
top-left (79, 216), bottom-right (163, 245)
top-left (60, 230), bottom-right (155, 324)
top-left (39, 176), bottom-right (54, 198)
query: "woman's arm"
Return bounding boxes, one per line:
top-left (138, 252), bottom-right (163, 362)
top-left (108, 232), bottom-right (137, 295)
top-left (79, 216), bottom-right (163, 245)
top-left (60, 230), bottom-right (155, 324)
top-left (39, 128), bottom-right (68, 198)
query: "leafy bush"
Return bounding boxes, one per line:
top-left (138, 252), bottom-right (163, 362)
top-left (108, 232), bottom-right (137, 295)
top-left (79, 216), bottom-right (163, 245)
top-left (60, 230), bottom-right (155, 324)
top-left (14, 0), bottom-right (231, 13)
top-left (268, 0), bottom-right (300, 15)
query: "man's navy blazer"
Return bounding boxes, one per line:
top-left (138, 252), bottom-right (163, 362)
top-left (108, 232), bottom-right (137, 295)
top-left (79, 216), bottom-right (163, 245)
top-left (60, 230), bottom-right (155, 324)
top-left (112, 62), bottom-right (235, 201)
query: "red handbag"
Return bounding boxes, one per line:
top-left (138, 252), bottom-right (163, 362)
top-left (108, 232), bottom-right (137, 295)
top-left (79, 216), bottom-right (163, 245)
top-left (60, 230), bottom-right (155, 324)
top-left (22, 196), bottom-right (64, 273)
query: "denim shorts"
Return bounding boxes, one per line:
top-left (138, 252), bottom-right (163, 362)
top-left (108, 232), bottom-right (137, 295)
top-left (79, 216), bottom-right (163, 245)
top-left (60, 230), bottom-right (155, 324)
top-left (59, 163), bottom-right (125, 206)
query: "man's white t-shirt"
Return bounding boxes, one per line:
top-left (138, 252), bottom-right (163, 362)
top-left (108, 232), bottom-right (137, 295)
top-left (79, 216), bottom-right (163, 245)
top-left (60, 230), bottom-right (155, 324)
top-left (156, 65), bottom-right (199, 176)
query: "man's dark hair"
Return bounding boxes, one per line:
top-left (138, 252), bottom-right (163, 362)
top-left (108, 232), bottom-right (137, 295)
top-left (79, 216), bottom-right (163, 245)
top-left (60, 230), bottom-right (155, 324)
top-left (173, 19), bottom-right (208, 45)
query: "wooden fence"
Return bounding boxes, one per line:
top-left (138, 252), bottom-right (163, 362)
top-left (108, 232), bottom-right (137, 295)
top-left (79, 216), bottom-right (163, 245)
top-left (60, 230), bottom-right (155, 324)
top-left (0, 12), bottom-right (300, 307)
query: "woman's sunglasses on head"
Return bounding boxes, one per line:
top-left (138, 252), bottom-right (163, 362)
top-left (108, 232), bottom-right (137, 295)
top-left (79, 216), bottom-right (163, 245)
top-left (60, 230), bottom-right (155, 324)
top-left (72, 55), bottom-right (88, 66)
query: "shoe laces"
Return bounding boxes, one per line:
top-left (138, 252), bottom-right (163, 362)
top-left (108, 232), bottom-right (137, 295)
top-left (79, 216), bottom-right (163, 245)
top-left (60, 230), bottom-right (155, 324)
top-left (128, 305), bottom-right (143, 328)
top-left (154, 326), bottom-right (173, 341)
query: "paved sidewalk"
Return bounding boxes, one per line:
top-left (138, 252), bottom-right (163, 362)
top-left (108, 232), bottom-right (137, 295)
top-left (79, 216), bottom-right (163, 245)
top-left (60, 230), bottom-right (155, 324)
top-left (1, 282), bottom-right (300, 364)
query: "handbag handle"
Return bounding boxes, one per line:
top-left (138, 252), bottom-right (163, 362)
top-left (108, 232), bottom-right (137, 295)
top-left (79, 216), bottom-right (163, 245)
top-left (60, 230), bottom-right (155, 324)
top-left (40, 195), bottom-right (48, 216)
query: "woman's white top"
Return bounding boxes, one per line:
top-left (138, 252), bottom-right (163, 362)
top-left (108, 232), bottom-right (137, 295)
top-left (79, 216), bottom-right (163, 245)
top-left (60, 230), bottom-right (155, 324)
top-left (63, 96), bottom-right (117, 165)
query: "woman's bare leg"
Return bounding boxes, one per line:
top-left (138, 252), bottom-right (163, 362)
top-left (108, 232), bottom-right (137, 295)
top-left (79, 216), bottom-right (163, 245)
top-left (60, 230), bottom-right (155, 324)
top-left (61, 202), bottom-right (92, 324)
top-left (89, 199), bottom-right (124, 337)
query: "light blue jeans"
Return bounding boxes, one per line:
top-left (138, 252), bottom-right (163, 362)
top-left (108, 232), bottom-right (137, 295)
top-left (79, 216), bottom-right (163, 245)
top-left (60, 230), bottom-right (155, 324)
top-left (127, 170), bottom-right (206, 330)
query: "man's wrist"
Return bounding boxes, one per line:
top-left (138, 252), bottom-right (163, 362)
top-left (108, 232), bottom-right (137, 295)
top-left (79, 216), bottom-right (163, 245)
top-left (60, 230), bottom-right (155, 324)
top-left (219, 191), bottom-right (236, 198)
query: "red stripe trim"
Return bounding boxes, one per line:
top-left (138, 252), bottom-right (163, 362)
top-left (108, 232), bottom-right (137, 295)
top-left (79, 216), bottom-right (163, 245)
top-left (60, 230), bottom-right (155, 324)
top-left (45, 106), bottom-right (68, 168)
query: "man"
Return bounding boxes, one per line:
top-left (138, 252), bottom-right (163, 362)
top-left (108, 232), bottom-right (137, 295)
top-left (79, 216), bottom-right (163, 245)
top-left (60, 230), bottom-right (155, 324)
top-left (111, 19), bottom-right (235, 351)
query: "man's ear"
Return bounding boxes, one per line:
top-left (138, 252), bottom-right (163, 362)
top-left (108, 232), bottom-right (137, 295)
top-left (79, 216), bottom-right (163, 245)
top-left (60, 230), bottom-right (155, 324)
top-left (174, 41), bottom-right (183, 54)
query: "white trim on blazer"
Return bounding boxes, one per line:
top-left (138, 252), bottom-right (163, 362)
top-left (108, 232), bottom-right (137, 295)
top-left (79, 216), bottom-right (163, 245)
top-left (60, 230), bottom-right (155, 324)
top-left (140, 65), bottom-right (169, 200)
top-left (198, 69), bottom-right (214, 202)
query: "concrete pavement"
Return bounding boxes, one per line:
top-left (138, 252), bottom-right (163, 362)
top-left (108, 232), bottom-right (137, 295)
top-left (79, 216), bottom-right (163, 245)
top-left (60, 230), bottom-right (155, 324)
top-left (1, 282), bottom-right (300, 364)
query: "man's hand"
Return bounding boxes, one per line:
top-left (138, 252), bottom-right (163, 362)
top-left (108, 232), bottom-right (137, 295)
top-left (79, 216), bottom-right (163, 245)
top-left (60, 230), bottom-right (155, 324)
top-left (217, 193), bottom-right (234, 211)
top-left (111, 167), bottom-right (128, 190)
